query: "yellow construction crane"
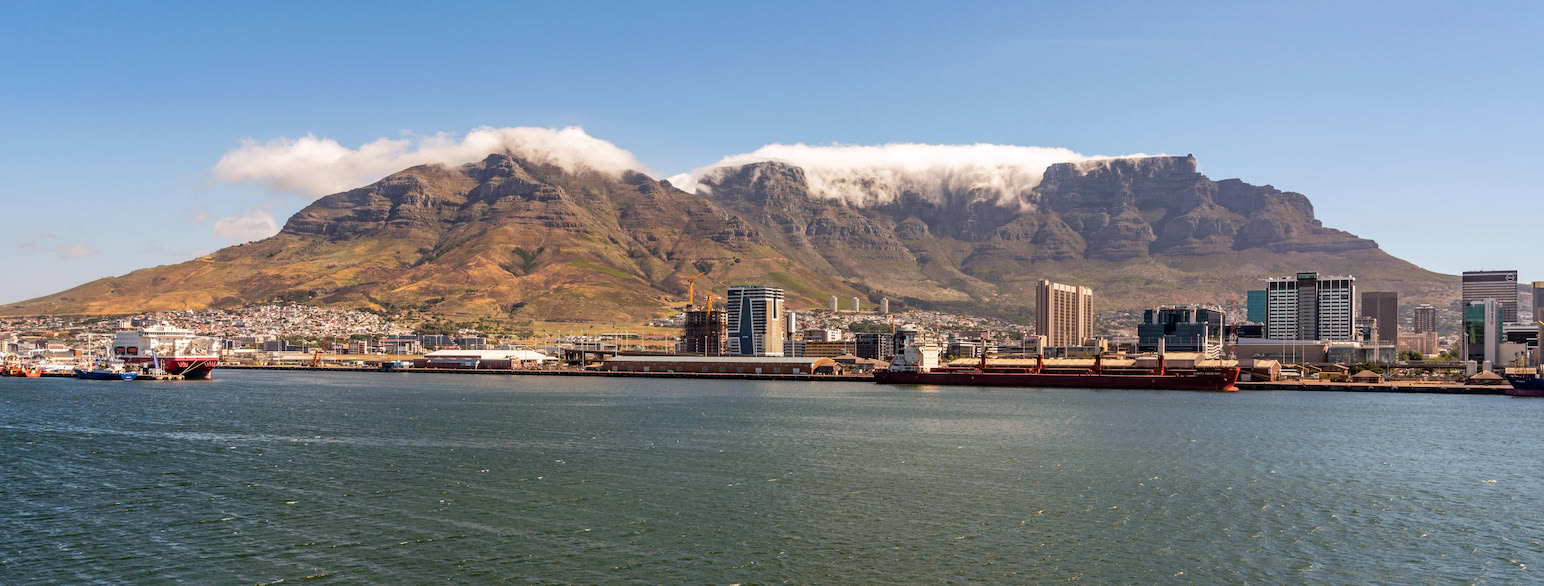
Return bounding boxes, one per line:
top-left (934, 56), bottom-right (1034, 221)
top-left (683, 272), bottom-right (706, 309)
top-left (704, 291), bottom-right (713, 313)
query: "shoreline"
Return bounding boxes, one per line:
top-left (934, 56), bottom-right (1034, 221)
top-left (213, 365), bottom-right (1514, 394)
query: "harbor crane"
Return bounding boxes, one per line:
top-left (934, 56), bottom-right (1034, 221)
top-left (683, 272), bottom-right (706, 309)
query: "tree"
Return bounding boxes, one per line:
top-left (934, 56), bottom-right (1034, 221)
top-left (847, 320), bottom-right (891, 334)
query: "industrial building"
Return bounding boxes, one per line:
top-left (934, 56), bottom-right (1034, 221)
top-left (1230, 339), bottom-right (1396, 365)
top-left (801, 340), bottom-right (857, 358)
top-left (600, 355), bottom-right (838, 375)
top-left (413, 349), bottom-right (554, 369)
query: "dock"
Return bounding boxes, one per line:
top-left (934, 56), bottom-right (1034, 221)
top-left (220, 364), bottom-right (873, 382)
top-left (1235, 381), bottom-right (1510, 395)
top-left (134, 372), bottom-right (185, 381)
top-left (216, 365), bottom-right (1524, 395)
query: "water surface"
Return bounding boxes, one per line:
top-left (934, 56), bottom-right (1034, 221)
top-left (2, 371), bottom-right (1540, 583)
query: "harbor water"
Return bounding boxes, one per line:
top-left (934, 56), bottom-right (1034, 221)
top-left (2, 371), bottom-right (1541, 583)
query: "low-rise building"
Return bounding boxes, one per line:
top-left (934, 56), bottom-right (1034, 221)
top-left (802, 340), bottom-right (856, 358)
top-left (413, 349), bottom-right (553, 369)
top-left (600, 355), bottom-right (838, 375)
top-left (855, 332), bottom-right (894, 360)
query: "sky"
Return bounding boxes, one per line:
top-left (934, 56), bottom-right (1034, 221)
top-left (1, 0), bottom-right (1539, 303)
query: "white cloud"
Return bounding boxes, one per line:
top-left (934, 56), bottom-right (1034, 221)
top-left (214, 126), bottom-right (647, 197)
top-left (20, 239), bottom-right (100, 260)
top-left (56, 242), bottom-right (99, 259)
top-left (674, 142), bottom-right (1158, 209)
top-left (213, 209), bottom-right (281, 242)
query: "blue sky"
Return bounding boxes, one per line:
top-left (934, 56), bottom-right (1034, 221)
top-left (2, 1), bottom-right (1539, 303)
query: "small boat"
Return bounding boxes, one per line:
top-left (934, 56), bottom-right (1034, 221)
top-left (75, 360), bottom-right (138, 381)
top-left (75, 368), bottom-right (138, 381)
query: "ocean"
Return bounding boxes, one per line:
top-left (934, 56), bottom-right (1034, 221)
top-left (3, 370), bottom-right (1540, 583)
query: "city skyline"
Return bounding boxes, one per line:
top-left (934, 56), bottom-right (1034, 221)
top-left (4, 1), bottom-right (1543, 303)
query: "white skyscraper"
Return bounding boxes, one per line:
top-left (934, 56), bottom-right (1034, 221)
top-left (1263, 272), bottom-right (1358, 341)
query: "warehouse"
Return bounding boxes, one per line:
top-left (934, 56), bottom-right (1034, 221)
top-left (600, 355), bottom-right (839, 375)
top-left (414, 349), bottom-right (554, 369)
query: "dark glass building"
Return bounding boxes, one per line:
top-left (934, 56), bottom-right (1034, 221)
top-left (1137, 304), bottom-right (1226, 358)
top-left (855, 332), bottom-right (894, 360)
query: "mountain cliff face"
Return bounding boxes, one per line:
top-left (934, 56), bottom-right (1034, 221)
top-left (2, 153), bottom-right (1455, 320)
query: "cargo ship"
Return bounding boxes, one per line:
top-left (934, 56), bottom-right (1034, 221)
top-left (113, 324), bottom-right (218, 379)
top-left (1505, 370), bottom-right (1544, 397)
top-left (874, 344), bottom-right (1239, 391)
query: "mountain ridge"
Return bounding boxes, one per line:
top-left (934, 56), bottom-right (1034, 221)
top-left (1, 153), bottom-right (1456, 321)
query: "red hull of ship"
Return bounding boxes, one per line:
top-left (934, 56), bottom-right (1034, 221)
top-left (875, 369), bottom-right (1239, 391)
top-left (120, 357), bottom-right (217, 379)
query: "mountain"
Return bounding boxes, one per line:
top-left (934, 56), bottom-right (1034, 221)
top-left (2, 153), bottom-right (1456, 321)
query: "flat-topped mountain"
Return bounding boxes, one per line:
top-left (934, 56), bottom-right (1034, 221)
top-left (2, 153), bottom-right (1455, 321)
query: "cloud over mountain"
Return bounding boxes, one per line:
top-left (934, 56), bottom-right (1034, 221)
top-left (671, 143), bottom-right (1158, 209)
top-left (214, 126), bottom-right (646, 197)
top-left (213, 208), bottom-right (281, 242)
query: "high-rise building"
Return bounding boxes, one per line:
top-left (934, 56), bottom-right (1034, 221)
top-left (1413, 304), bottom-right (1438, 333)
top-left (726, 285), bottom-right (785, 356)
top-left (1462, 270), bottom-right (1518, 323)
top-left (880, 298), bottom-right (890, 314)
top-left (1035, 280), bottom-right (1094, 347)
top-left (1533, 281), bottom-right (1543, 323)
top-left (851, 297), bottom-right (860, 312)
top-left (1137, 304), bottom-right (1226, 359)
top-left (681, 310), bottom-right (725, 355)
top-left (1264, 273), bottom-right (1358, 341)
top-left (1360, 291), bottom-right (1398, 345)
top-left (1246, 290), bottom-right (1267, 323)
top-left (829, 295), bottom-right (838, 312)
top-left (1462, 298), bottom-right (1502, 367)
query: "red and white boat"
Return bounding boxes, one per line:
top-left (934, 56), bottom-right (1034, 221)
top-left (113, 324), bottom-right (218, 379)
